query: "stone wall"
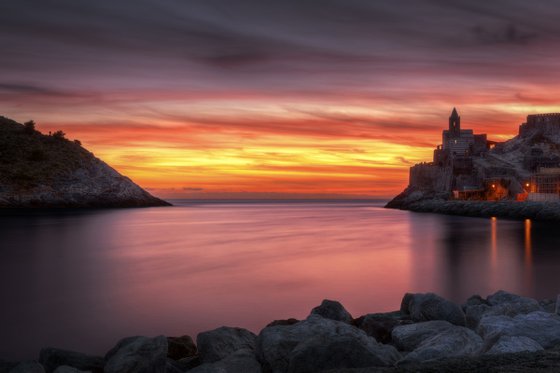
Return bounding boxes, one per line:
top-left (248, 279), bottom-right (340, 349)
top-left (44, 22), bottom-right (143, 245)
top-left (409, 164), bottom-right (453, 192)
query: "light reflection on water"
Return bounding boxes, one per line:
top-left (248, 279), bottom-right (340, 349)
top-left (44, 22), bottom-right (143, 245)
top-left (1, 201), bottom-right (559, 359)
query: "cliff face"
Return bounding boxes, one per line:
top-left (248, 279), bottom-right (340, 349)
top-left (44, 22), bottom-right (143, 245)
top-left (0, 116), bottom-right (170, 208)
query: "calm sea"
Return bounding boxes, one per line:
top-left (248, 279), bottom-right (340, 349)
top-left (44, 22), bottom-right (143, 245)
top-left (1, 200), bottom-right (560, 359)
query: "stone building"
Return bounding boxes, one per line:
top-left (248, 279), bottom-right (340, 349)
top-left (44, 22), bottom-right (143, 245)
top-left (519, 113), bottom-right (560, 138)
top-left (433, 108), bottom-right (489, 166)
top-left (442, 108), bottom-right (474, 156)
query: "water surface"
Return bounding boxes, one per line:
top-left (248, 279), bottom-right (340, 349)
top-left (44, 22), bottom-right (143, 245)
top-left (1, 201), bottom-right (560, 359)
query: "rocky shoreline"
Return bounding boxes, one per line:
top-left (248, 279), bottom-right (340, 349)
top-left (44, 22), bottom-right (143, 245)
top-left (3, 290), bottom-right (560, 372)
top-left (385, 190), bottom-right (560, 221)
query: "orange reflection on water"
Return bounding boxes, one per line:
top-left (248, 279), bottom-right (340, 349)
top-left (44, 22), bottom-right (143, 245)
top-left (524, 219), bottom-right (532, 261)
top-left (490, 217), bottom-right (497, 267)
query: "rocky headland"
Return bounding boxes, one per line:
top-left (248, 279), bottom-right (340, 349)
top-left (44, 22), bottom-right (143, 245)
top-left (385, 194), bottom-right (560, 221)
top-left (3, 290), bottom-right (560, 372)
top-left (0, 116), bottom-right (169, 208)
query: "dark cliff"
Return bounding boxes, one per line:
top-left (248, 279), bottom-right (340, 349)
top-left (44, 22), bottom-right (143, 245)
top-left (0, 116), bottom-right (170, 208)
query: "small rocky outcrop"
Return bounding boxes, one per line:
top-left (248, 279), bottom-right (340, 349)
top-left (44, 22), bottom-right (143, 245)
top-left (196, 327), bottom-right (257, 364)
top-left (309, 299), bottom-right (353, 324)
top-left (104, 336), bottom-right (168, 373)
top-left (401, 292), bottom-right (466, 326)
top-left (38, 348), bottom-right (104, 373)
top-left (0, 115), bottom-right (170, 208)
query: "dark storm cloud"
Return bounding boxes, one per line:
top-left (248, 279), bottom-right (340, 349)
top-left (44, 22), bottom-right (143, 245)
top-left (2, 0), bottom-right (560, 101)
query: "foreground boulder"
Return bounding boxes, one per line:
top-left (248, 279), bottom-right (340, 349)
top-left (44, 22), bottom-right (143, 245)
top-left (485, 335), bottom-right (543, 355)
top-left (398, 326), bottom-right (483, 363)
top-left (166, 335), bottom-right (197, 360)
top-left (257, 314), bottom-right (400, 373)
top-left (197, 327), bottom-right (257, 364)
top-left (9, 361), bottom-right (45, 373)
top-left (189, 349), bottom-right (261, 373)
top-left (354, 311), bottom-right (413, 344)
top-left (309, 299), bottom-right (353, 324)
top-left (477, 311), bottom-right (560, 349)
top-left (38, 348), bottom-right (104, 373)
top-left (104, 336), bottom-right (167, 373)
top-left (465, 291), bottom-right (543, 329)
top-left (392, 320), bottom-right (456, 351)
top-left (288, 334), bottom-right (399, 373)
top-left (401, 293), bottom-right (466, 326)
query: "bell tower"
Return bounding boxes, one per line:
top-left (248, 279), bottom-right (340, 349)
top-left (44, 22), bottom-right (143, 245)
top-left (449, 107), bottom-right (460, 137)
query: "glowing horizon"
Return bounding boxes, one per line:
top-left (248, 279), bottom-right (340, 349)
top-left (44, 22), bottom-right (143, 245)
top-left (3, 1), bottom-right (560, 198)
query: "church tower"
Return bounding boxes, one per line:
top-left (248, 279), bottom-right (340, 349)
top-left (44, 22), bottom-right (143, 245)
top-left (449, 107), bottom-right (460, 137)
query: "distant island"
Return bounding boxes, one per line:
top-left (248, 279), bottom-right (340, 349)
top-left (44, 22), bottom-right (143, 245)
top-left (386, 109), bottom-right (560, 220)
top-left (0, 116), bottom-right (170, 208)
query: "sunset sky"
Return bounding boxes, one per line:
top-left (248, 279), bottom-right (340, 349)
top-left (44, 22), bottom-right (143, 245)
top-left (2, 1), bottom-right (560, 198)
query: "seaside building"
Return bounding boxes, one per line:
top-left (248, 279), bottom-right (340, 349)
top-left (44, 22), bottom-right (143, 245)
top-left (528, 168), bottom-right (560, 202)
top-left (409, 108), bottom-right (560, 203)
top-left (433, 108), bottom-right (488, 166)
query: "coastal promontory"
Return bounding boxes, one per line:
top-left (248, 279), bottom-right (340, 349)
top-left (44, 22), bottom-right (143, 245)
top-left (387, 109), bottom-right (560, 220)
top-left (0, 116), bottom-right (170, 208)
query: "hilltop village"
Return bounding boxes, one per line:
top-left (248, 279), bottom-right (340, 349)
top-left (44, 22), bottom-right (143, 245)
top-left (387, 109), bottom-right (560, 214)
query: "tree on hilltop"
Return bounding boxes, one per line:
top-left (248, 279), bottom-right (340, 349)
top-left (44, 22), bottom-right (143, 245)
top-left (23, 120), bottom-right (36, 134)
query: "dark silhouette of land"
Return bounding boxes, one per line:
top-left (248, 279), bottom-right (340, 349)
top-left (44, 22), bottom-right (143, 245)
top-left (0, 116), bottom-right (170, 207)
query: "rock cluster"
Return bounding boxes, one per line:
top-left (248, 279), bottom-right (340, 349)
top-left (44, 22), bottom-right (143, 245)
top-left (2, 291), bottom-right (560, 372)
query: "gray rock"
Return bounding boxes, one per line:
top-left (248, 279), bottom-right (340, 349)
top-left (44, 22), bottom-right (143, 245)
top-left (485, 290), bottom-right (542, 316)
top-left (39, 348), bottom-right (104, 373)
top-left (197, 327), bottom-right (256, 364)
top-left (465, 304), bottom-right (492, 329)
top-left (165, 359), bottom-right (187, 373)
top-left (463, 295), bottom-right (488, 309)
top-left (477, 311), bottom-right (560, 348)
top-left (266, 319), bottom-right (299, 328)
top-left (256, 314), bottom-right (400, 373)
top-left (52, 366), bottom-right (89, 373)
top-left (354, 313), bottom-right (412, 344)
top-left (400, 293), bottom-right (466, 326)
top-left (9, 361), bottom-right (45, 373)
top-left (104, 335), bottom-right (168, 373)
top-left (399, 326), bottom-right (483, 363)
top-left (0, 360), bottom-right (17, 373)
top-left (167, 335), bottom-right (197, 360)
top-left (463, 291), bottom-right (542, 330)
top-left (539, 298), bottom-right (556, 313)
top-left (391, 320), bottom-right (455, 351)
top-left (287, 334), bottom-right (401, 373)
top-left (188, 349), bottom-right (261, 373)
top-left (310, 299), bottom-right (353, 324)
top-left (486, 335), bottom-right (543, 355)
top-left (172, 356), bottom-right (201, 371)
